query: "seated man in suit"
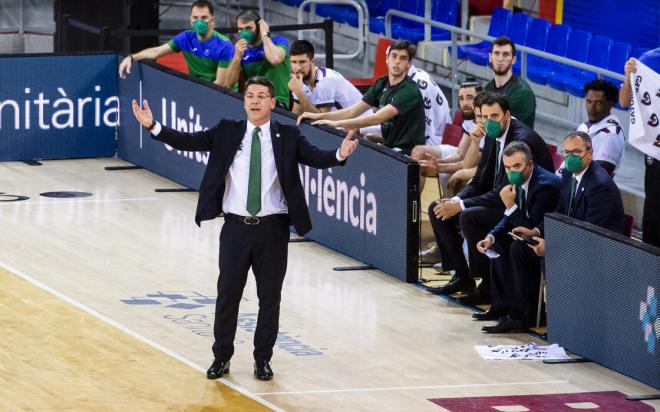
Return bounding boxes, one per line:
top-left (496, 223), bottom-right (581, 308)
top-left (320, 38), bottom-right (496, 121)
top-left (425, 92), bottom-right (553, 305)
top-left (131, 76), bottom-right (358, 381)
top-left (475, 141), bottom-right (561, 333)
top-left (482, 131), bottom-right (626, 332)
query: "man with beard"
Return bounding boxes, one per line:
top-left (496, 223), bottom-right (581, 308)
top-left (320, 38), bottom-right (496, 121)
top-left (287, 40), bottom-right (365, 116)
top-left (230, 10), bottom-right (291, 108)
top-left (417, 82), bottom-right (483, 184)
top-left (560, 79), bottom-right (624, 176)
top-left (118, 1), bottom-right (237, 87)
top-left (485, 36), bottom-right (536, 128)
top-left (298, 40), bottom-right (424, 155)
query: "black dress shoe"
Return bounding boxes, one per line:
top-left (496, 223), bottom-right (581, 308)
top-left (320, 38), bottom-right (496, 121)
top-left (207, 359), bottom-right (230, 379)
top-left (426, 275), bottom-right (474, 295)
top-left (254, 360), bottom-right (274, 381)
top-left (458, 289), bottom-right (490, 306)
top-left (482, 316), bottom-right (527, 333)
top-left (472, 307), bottom-right (508, 321)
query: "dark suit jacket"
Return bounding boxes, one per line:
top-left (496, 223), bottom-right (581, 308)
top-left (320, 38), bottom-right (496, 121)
top-left (152, 120), bottom-right (344, 235)
top-left (552, 161), bottom-right (625, 234)
top-left (458, 118), bottom-right (554, 209)
top-left (490, 165), bottom-right (561, 240)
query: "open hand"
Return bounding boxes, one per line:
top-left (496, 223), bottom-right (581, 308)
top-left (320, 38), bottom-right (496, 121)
top-left (339, 130), bottom-right (358, 158)
top-left (131, 99), bottom-right (153, 127)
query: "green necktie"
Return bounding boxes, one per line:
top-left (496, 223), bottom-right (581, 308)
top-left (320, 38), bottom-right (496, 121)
top-left (568, 177), bottom-right (577, 216)
top-left (517, 187), bottom-right (526, 214)
top-left (493, 140), bottom-right (501, 187)
top-left (246, 127), bottom-right (261, 216)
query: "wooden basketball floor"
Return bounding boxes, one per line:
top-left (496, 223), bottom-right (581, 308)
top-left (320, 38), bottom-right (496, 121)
top-left (0, 158), bottom-right (657, 411)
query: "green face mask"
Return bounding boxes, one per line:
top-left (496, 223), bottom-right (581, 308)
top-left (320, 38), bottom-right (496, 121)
top-left (564, 154), bottom-right (584, 174)
top-left (507, 170), bottom-right (526, 186)
top-left (239, 29), bottom-right (256, 43)
top-left (484, 118), bottom-right (503, 138)
top-left (192, 19), bottom-right (208, 36)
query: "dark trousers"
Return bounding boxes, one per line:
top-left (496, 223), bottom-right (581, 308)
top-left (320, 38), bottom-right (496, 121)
top-left (508, 240), bottom-right (542, 322)
top-left (428, 202), bottom-right (503, 290)
top-left (212, 216), bottom-right (290, 362)
top-left (643, 156), bottom-right (660, 247)
top-left (489, 237), bottom-right (513, 310)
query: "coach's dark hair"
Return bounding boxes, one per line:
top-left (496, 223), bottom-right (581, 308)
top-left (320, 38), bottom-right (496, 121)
top-left (388, 40), bottom-right (416, 60)
top-left (503, 141), bottom-right (533, 162)
top-left (245, 76), bottom-right (275, 97)
top-left (290, 40), bottom-right (315, 59)
top-left (583, 79), bottom-right (619, 105)
top-left (191, 1), bottom-right (214, 15)
top-left (491, 36), bottom-right (516, 55)
top-left (478, 90), bottom-right (511, 113)
top-left (563, 131), bottom-right (593, 150)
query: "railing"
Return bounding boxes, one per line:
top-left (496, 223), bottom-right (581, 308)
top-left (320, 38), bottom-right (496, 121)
top-left (298, 0), bottom-right (370, 74)
top-left (385, 9), bottom-right (626, 129)
top-left (58, 16), bottom-right (335, 69)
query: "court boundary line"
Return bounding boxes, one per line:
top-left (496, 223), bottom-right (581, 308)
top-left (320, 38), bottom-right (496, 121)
top-left (0, 197), bottom-right (160, 206)
top-left (254, 379), bottom-right (569, 396)
top-left (0, 261), bottom-right (283, 412)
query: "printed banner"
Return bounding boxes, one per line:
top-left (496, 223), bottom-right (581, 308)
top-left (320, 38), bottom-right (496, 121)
top-left (629, 59), bottom-right (660, 160)
top-left (0, 54), bottom-right (118, 161)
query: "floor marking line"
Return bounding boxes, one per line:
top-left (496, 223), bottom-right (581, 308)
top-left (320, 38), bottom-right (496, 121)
top-left (0, 197), bottom-right (159, 206)
top-left (0, 261), bottom-right (283, 412)
top-left (254, 380), bottom-right (569, 396)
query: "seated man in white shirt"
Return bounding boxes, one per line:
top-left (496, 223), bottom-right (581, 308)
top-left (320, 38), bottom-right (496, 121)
top-left (557, 79), bottom-right (625, 176)
top-left (288, 40), bottom-right (366, 116)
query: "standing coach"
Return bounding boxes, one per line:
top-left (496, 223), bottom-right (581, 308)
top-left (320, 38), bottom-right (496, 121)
top-left (131, 76), bottom-right (358, 381)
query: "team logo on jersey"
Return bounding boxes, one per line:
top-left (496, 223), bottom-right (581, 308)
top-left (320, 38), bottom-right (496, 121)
top-left (436, 94), bottom-right (444, 106)
top-left (641, 91), bottom-right (652, 105)
top-left (647, 113), bottom-right (659, 127)
top-left (424, 96), bottom-right (432, 109)
top-left (416, 79), bottom-right (428, 90)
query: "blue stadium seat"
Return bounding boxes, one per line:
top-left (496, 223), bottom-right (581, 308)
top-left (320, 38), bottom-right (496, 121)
top-left (548, 35), bottom-right (612, 96)
top-left (632, 47), bottom-right (650, 59)
top-left (457, 7), bottom-right (511, 59)
top-left (337, 0), bottom-right (387, 27)
top-left (605, 41), bottom-right (632, 84)
top-left (369, 0), bottom-right (419, 35)
top-left (279, 0), bottom-right (305, 6)
top-left (389, 0), bottom-right (460, 42)
top-left (513, 17), bottom-right (550, 76)
top-left (526, 24), bottom-right (572, 85)
top-left (465, 12), bottom-right (530, 66)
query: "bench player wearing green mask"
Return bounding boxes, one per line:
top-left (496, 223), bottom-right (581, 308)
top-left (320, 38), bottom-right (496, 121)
top-left (118, 1), bottom-right (238, 88)
top-left (226, 10), bottom-right (291, 109)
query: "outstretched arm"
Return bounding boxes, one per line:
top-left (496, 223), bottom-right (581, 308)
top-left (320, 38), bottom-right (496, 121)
top-left (119, 43), bottom-right (174, 78)
top-left (132, 99), bottom-right (213, 151)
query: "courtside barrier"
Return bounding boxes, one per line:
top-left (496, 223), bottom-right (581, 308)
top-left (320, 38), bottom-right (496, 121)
top-left (545, 213), bottom-right (660, 389)
top-left (118, 61), bottom-right (420, 282)
top-left (0, 53), bottom-right (117, 161)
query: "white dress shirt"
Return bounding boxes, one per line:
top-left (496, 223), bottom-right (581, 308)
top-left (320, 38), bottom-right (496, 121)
top-left (223, 120), bottom-right (288, 216)
top-left (151, 119), bottom-right (345, 217)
